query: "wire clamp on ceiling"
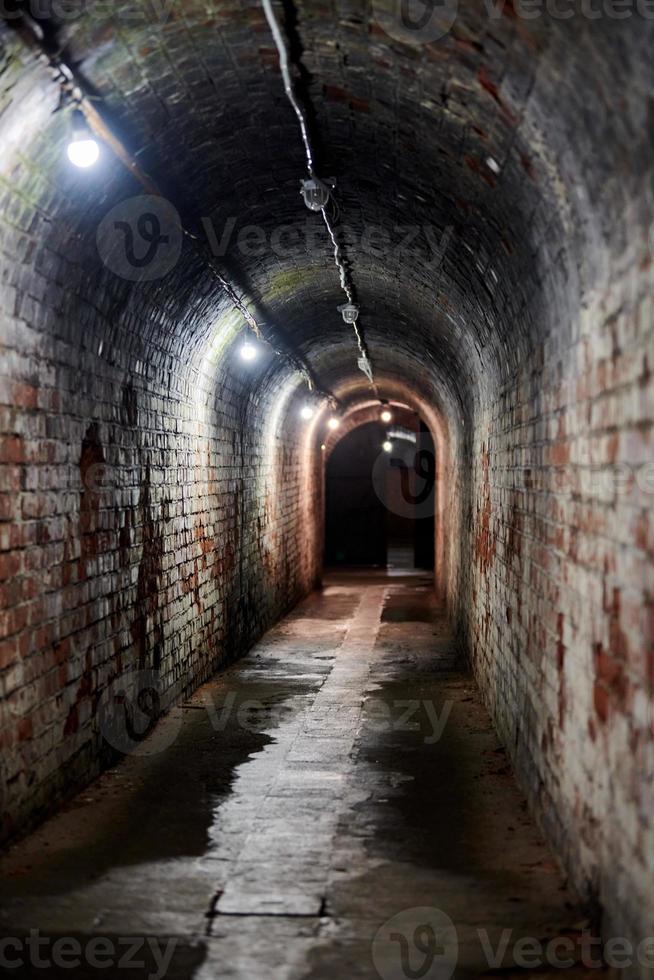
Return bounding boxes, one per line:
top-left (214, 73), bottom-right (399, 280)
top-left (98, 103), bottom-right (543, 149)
top-left (358, 355), bottom-right (374, 384)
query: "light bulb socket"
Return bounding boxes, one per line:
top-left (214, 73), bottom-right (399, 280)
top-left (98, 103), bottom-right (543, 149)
top-left (358, 355), bottom-right (374, 384)
top-left (71, 108), bottom-right (92, 141)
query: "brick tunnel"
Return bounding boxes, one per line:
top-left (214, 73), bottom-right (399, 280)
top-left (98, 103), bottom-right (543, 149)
top-left (0, 1), bottom-right (653, 977)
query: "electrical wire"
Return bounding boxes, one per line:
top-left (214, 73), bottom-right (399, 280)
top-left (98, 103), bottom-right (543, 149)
top-left (261, 0), bottom-right (314, 175)
top-left (260, 0), bottom-right (376, 391)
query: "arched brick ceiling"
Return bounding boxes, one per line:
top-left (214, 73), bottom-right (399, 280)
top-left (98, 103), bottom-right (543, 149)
top-left (1, 0), bottom-right (651, 428)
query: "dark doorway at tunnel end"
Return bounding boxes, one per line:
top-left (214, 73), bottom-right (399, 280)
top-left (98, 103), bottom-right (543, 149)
top-left (324, 414), bottom-right (436, 571)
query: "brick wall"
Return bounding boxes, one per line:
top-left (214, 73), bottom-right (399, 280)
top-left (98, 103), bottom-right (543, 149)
top-left (459, 247), bottom-right (654, 950)
top-left (0, 276), bottom-right (322, 841)
top-left (0, 297), bottom-right (322, 840)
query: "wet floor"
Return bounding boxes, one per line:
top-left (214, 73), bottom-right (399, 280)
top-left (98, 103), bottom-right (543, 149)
top-left (0, 571), bottom-right (589, 979)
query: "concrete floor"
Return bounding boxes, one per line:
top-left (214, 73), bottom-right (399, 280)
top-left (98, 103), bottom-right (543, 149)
top-left (0, 572), bottom-right (591, 979)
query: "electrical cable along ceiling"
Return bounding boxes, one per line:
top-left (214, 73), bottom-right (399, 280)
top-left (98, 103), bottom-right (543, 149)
top-left (261, 0), bottom-right (378, 398)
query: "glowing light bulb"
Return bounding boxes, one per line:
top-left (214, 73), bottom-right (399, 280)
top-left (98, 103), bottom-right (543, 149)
top-left (68, 138), bottom-right (99, 168)
top-left (67, 110), bottom-right (99, 168)
top-left (327, 417), bottom-right (340, 431)
top-left (380, 409), bottom-right (392, 423)
top-left (300, 405), bottom-right (315, 421)
top-left (240, 341), bottom-right (257, 362)
top-left (383, 440), bottom-right (393, 453)
top-left (320, 443), bottom-right (326, 451)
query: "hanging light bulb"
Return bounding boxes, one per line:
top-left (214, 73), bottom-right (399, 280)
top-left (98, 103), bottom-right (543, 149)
top-left (67, 109), bottom-right (100, 168)
top-left (327, 417), bottom-right (340, 431)
top-left (380, 408), bottom-right (392, 424)
top-left (300, 176), bottom-right (333, 212)
top-left (382, 440), bottom-right (393, 453)
top-left (239, 341), bottom-right (257, 362)
top-left (337, 303), bottom-right (359, 325)
top-left (300, 405), bottom-right (315, 421)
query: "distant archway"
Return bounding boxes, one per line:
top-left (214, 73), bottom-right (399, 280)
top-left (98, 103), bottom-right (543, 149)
top-left (324, 407), bottom-right (436, 571)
